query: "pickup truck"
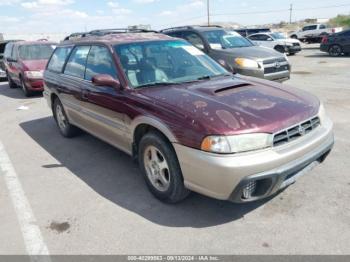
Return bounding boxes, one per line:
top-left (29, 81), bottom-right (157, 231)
top-left (290, 24), bottom-right (343, 43)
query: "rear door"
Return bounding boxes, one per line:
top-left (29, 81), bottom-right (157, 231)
top-left (339, 30), bottom-right (350, 52)
top-left (80, 45), bottom-right (130, 153)
top-left (61, 45), bottom-right (91, 126)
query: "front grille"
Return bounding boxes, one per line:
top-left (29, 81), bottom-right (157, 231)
top-left (273, 117), bottom-right (321, 147)
top-left (264, 64), bottom-right (290, 74)
top-left (263, 57), bottom-right (286, 65)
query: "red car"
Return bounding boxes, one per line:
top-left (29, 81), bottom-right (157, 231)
top-left (44, 30), bottom-right (334, 203)
top-left (4, 40), bottom-right (56, 96)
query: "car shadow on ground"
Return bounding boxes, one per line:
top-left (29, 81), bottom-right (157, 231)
top-left (0, 82), bottom-right (43, 99)
top-left (20, 116), bottom-right (275, 228)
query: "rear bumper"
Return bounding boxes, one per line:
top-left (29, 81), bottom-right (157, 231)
top-left (174, 115), bottom-right (333, 202)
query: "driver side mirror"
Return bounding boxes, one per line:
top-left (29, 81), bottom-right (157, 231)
top-left (267, 37), bottom-right (273, 41)
top-left (92, 74), bottom-right (121, 89)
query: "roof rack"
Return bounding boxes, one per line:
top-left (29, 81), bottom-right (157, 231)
top-left (88, 28), bottom-right (158, 36)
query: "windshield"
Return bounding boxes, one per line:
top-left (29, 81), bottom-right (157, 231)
top-left (202, 30), bottom-right (254, 49)
top-left (18, 44), bottom-right (55, 60)
top-left (270, 33), bottom-right (286, 40)
top-left (114, 40), bottom-right (228, 89)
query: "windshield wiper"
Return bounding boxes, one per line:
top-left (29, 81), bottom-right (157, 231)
top-left (135, 82), bottom-right (179, 89)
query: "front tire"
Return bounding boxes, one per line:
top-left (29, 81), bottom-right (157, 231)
top-left (328, 45), bottom-right (343, 57)
top-left (7, 72), bottom-right (17, 89)
top-left (20, 77), bottom-right (32, 97)
top-left (53, 98), bottom-right (80, 138)
top-left (138, 131), bottom-right (190, 203)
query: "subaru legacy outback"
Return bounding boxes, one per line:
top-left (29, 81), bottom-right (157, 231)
top-left (44, 30), bottom-right (334, 203)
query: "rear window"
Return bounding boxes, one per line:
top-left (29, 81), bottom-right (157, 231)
top-left (18, 44), bottom-right (55, 60)
top-left (47, 46), bottom-right (73, 72)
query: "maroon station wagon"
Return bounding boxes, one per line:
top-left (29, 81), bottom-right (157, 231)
top-left (43, 31), bottom-right (334, 203)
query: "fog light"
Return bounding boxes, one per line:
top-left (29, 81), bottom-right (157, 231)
top-left (242, 181), bottom-right (257, 199)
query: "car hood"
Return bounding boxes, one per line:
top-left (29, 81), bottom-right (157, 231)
top-left (214, 46), bottom-right (285, 61)
top-left (136, 76), bottom-right (320, 135)
top-left (21, 60), bottom-right (48, 71)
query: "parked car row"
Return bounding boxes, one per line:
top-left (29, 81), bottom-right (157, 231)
top-left (0, 27), bottom-right (334, 204)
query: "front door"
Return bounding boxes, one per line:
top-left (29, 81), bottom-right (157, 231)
top-left (80, 45), bottom-right (130, 154)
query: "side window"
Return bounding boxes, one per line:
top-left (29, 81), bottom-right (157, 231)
top-left (47, 46), bottom-right (72, 72)
top-left (249, 34), bottom-right (261, 41)
top-left (4, 43), bottom-right (13, 59)
top-left (12, 45), bottom-right (18, 60)
top-left (167, 31), bottom-right (183, 38)
top-left (303, 26), bottom-right (310, 31)
top-left (64, 46), bottom-right (90, 79)
top-left (319, 24), bottom-right (326, 29)
top-left (183, 32), bottom-right (205, 50)
top-left (85, 45), bottom-right (118, 81)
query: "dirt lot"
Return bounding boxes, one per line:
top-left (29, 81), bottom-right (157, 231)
top-left (0, 44), bottom-right (349, 255)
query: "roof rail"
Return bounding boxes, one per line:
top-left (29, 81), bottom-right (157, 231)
top-left (160, 26), bottom-right (195, 32)
top-left (160, 24), bottom-right (223, 32)
top-left (88, 28), bottom-right (158, 36)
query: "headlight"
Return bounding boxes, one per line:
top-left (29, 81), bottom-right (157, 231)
top-left (318, 103), bottom-right (327, 123)
top-left (201, 133), bottom-right (273, 154)
top-left (24, 71), bottom-right (43, 79)
top-left (235, 58), bottom-right (259, 69)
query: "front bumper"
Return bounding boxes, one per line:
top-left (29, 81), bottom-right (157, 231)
top-left (24, 78), bottom-right (44, 91)
top-left (174, 116), bottom-right (333, 202)
top-left (286, 45), bottom-right (302, 53)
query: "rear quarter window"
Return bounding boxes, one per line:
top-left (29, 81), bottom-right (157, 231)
top-left (47, 46), bottom-right (73, 72)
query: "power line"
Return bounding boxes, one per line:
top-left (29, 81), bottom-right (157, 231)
top-left (158, 2), bottom-right (350, 28)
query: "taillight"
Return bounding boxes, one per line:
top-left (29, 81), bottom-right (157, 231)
top-left (321, 36), bottom-right (328, 44)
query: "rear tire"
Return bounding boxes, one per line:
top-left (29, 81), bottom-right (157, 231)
top-left (138, 131), bottom-right (190, 203)
top-left (7, 72), bottom-right (17, 89)
top-left (53, 98), bottom-right (80, 138)
top-left (328, 45), bottom-right (343, 57)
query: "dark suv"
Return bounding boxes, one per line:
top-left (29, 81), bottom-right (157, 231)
top-left (43, 30), bottom-right (333, 204)
top-left (161, 26), bottom-right (291, 82)
top-left (320, 29), bottom-right (350, 56)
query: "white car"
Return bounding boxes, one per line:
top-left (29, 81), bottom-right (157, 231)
top-left (248, 32), bottom-right (302, 55)
top-left (289, 24), bottom-right (343, 42)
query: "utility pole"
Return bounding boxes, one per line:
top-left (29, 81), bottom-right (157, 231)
top-left (289, 4), bottom-right (293, 24)
top-left (207, 0), bottom-right (210, 26)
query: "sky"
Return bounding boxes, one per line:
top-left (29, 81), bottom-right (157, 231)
top-left (0, 0), bottom-right (350, 34)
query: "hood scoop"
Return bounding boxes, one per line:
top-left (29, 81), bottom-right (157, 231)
top-left (214, 83), bottom-right (252, 96)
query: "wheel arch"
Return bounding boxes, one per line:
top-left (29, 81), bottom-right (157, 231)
top-left (131, 116), bottom-right (179, 159)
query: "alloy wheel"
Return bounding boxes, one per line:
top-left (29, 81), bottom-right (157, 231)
top-left (143, 145), bottom-right (171, 192)
top-left (56, 103), bottom-right (67, 131)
